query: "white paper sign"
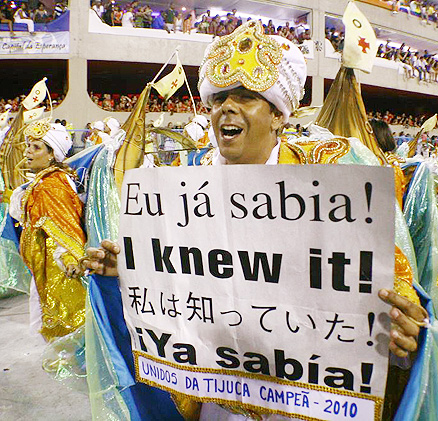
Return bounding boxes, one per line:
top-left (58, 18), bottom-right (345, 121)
top-left (119, 164), bottom-right (395, 420)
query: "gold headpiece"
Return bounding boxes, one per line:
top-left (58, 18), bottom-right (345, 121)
top-left (23, 119), bottom-right (51, 140)
top-left (201, 20), bottom-right (283, 92)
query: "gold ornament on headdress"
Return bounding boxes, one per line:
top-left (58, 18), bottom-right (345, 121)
top-left (23, 119), bottom-right (51, 140)
top-left (202, 20), bottom-right (283, 93)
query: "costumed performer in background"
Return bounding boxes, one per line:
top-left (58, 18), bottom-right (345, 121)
top-left (82, 21), bottom-right (432, 420)
top-left (9, 120), bottom-right (87, 341)
top-left (0, 104), bottom-right (32, 298)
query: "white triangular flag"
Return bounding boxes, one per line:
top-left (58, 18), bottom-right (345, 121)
top-left (342, 1), bottom-right (377, 73)
top-left (420, 114), bottom-right (437, 133)
top-left (153, 57), bottom-right (185, 100)
top-left (22, 78), bottom-right (48, 110)
top-left (23, 107), bottom-right (45, 124)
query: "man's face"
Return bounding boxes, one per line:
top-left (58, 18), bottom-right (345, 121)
top-left (211, 87), bottom-right (282, 165)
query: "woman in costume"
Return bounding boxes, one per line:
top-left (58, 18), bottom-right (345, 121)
top-left (9, 120), bottom-right (86, 342)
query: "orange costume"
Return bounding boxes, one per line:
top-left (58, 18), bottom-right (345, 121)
top-left (13, 166), bottom-right (86, 341)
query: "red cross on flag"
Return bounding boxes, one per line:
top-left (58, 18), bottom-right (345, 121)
top-left (153, 57), bottom-right (185, 100)
top-left (22, 77), bottom-right (48, 110)
top-left (342, 1), bottom-right (377, 74)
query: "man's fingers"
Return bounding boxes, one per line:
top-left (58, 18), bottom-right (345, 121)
top-left (378, 289), bottom-right (427, 322)
top-left (101, 239), bottom-right (120, 255)
top-left (390, 307), bottom-right (420, 337)
top-left (389, 341), bottom-right (409, 358)
top-left (83, 242), bottom-right (120, 277)
top-left (390, 327), bottom-right (418, 353)
top-left (86, 247), bottom-right (106, 259)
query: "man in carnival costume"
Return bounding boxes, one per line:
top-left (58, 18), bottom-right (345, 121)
top-left (83, 21), bottom-right (431, 420)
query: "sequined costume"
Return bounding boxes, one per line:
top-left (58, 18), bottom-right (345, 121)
top-left (10, 166), bottom-right (86, 341)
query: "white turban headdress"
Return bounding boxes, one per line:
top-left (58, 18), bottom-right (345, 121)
top-left (104, 117), bottom-right (121, 137)
top-left (91, 120), bottom-right (105, 131)
top-left (198, 20), bottom-right (307, 123)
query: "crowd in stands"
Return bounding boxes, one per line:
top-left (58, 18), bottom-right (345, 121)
top-left (1, 90), bottom-right (431, 132)
top-left (389, 0), bottom-right (438, 25)
top-left (90, 92), bottom-right (210, 113)
top-left (90, 1), bottom-right (312, 43)
top-left (367, 110), bottom-right (428, 127)
top-left (326, 28), bottom-right (438, 83)
top-left (0, 1), bottom-right (68, 34)
top-left (0, 94), bottom-right (65, 113)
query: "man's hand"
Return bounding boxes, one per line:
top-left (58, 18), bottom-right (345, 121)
top-left (82, 240), bottom-right (120, 277)
top-left (379, 288), bottom-right (428, 358)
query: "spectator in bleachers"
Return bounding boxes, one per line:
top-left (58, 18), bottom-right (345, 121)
top-left (144, 5), bottom-right (153, 28)
top-left (410, 0), bottom-right (419, 17)
top-left (420, 1), bottom-right (427, 22)
top-left (102, 94), bottom-right (114, 111)
top-left (14, 3), bottom-right (35, 34)
top-left (134, 6), bottom-right (146, 28)
top-left (53, 1), bottom-right (68, 18)
top-left (203, 9), bottom-right (212, 23)
top-left (122, 7), bottom-right (134, 28)
top-left (152, 10), bottom-right (169, 32)
top-left (413, 51), bottom-right (427, 81)
top-left (265, 19), bottom-right (275, 35)
top-left (183, 12), bottom-right (193, 34)
top-left (33, 3), bottom-right (50, 24)
top-left (196, 15), bottom-right (209, 34)
top-left (224, 16), bottom-right (236, 35)
top-left (164, 4), bottom-right (176, 31)
top-left (101, 1), bottom-right (114, 26)
top-left (216, 21), bottom-right (227, 37)
top-left (230, 8), bottom-right (239, 25)
top-left (149, 98), bottom-right (161, 112)
top-left (0, 5), bottom-right (14, 35)
top-left (111, 5), bottom-right (122, 26)
top-left (208, 14), bottom-right (220, 35)
top-left (173, 11), bottom-right (183, 32)
top-left (92, 1), bottom-right (105, 19)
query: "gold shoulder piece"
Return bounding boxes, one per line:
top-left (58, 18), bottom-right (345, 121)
top-left (288, 137), bottom-right (350, 164)
top-left (278, 140), bottom-right (307, 164)
top-left (310, 137), bottom-right (350, 164)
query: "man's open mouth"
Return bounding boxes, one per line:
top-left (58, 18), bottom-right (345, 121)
top-left (221, 125), bottom-right (243, 139)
